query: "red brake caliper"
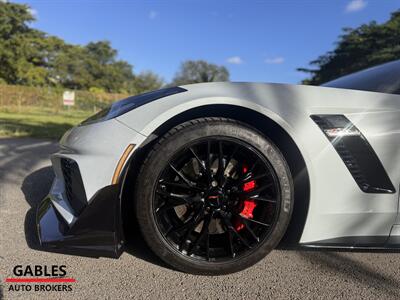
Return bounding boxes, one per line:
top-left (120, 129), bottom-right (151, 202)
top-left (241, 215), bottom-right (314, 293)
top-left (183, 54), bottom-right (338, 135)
top-left (235, 165), bottom-right (257, 230)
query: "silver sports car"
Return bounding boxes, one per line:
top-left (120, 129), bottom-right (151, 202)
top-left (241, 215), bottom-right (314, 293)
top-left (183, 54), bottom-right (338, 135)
top-left (37, 60), bottom-right (400, 274)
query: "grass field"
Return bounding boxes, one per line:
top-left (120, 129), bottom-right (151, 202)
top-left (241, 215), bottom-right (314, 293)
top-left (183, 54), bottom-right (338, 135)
top-left (0, 107), bottom-right (93, 139)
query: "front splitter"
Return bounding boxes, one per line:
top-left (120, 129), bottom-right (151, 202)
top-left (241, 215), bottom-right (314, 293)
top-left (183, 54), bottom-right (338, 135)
top-left (36, 185), bottom-right (124, 258)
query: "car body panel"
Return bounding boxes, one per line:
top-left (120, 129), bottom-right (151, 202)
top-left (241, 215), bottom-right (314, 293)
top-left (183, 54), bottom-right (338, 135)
top-left (117, 82), bottom-right (400, 244)
top-left (37, 81), bottom-right (400, 257)
top-left (58, 118), bottom-right (146, 202)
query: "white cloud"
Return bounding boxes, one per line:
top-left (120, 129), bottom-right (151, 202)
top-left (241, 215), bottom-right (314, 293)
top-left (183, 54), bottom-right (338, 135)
top-left (226, 56), bottom-right (243, 65)
top-left (345, 0), bottom-right (367, 13)
top-left (28, 8), bottom-right (38, 17)
top-left (148, 10), bottom-right (159, 20)
top-left (264, 57), bottom-right (285, 64)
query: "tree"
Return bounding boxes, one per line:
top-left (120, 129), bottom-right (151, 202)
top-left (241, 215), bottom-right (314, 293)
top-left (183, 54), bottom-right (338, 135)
top-left (0, 1), bottom-right (33, 38)
top-left (128, 71), bottom-right (164, 94)
top-left (50, 44), bottom-right (94, 89)
top-left (83, 41), bottom-right (135, 92)
top-left (0, 1), bottom-right (49, 85)
top-left (298, 10), bottom-right (400, 85)
top-left (171, 60), bottom-right (229, 85)
top-left (86, 41), bottom-right (117, 65)
top-left (0, 1), bottom-right (163, 94)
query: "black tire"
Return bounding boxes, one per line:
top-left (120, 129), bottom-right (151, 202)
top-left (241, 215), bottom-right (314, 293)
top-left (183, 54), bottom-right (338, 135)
top-left (134, 117), bottom-right (293, 275)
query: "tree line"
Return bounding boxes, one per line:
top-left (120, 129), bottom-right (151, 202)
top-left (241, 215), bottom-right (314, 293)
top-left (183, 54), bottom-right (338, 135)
top-left (2, 1), bottom-right (400, 91)
top-left (0, 1), bottom-right (229, 94)
top-left (299, 10), bottom-right (400, 85)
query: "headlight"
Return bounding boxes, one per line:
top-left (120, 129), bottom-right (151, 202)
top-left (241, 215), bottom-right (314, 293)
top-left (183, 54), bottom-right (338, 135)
top-left (80, 86), bottom-right (187, 126)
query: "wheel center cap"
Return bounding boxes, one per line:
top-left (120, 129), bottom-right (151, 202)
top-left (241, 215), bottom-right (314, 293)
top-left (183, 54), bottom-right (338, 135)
top-left (207, 188), bottom-right (224, 208)
top-left (207, 195), bottom-right (219, 205)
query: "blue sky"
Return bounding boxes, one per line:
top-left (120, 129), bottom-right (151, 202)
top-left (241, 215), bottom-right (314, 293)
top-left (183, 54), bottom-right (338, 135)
top-left (15, 0), bottom-right (400, 84)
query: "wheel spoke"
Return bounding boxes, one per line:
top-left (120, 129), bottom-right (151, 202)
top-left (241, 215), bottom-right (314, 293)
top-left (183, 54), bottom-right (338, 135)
top-left (156, 190), bottom-right (194, 203)
top-left (188, 213), bottom-right (212, 255)
top-left (224, 144), bottom-right (239, 173)
top-left (248, 159), bottom-right (260, 175)
top-left (189, 147), bottom-right (206, 171)
top-left (160, 180), bottom-right (198, 190)
top-left (169, 163), bottom-right (198, 188)
top-left (241, 172), bottom-right (268, 183)
top-left (155, 190), bottom-right (201, 213)
top-left (179, 211), bottom-right (205, 250)
top-left (249, 196), bottom-right (277, 204)
top-left (236, 213), bottom-right (270, 227)
top-left (239, 159), bottom-right (260, 182)
top-left (167, 206), bottom-right (204, 236)
top-left (227, 228), bottom-right (235, 258)
top-left (240, 182), bottom-right (273, 197)
top-left (242, 219), bottom-right (260, 242)
top-left (205, 233), bottom-right (210, 261)
top-left (156, 201), bottom-right (182, 213)
top-left (220, 212), bottom-right (252, 250)
top-left (205, 140), bottom-right (212, 184)
top-left (217, 141), bottom-right (225, 185)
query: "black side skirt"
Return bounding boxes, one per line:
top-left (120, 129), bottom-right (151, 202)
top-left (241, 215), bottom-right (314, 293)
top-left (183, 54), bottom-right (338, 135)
top-left (301, 235), bottom-right (400, 249)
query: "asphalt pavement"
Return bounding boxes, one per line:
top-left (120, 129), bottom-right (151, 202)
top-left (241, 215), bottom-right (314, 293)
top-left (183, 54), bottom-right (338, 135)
top-left (1, 137), bottom-right (400, 299)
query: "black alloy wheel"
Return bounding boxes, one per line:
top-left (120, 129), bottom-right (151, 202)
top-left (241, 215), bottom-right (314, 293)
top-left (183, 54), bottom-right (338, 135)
top-left (155, 137), bottom-right (280, 261)
top-left (135, 118), bottom-right (293, 275)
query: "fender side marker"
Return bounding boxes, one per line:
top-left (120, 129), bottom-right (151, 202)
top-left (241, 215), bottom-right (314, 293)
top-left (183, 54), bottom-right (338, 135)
top-left (112, 144), bottom-right (136, 184)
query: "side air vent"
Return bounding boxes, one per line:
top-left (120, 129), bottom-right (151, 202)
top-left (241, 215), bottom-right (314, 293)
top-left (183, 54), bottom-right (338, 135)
top-left (60, 158), bottom-right (88, 215)
top-left (311, 114), bottom-right (395, 194)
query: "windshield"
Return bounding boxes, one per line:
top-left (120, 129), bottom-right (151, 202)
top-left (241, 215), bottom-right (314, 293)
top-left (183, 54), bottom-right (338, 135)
top-left (323, 60), bottom-right (400, 95)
